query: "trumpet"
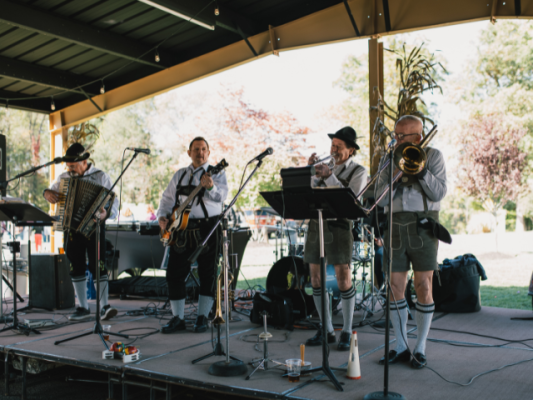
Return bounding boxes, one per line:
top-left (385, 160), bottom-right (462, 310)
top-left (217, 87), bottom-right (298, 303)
top-left (213, 266), bottom-right (233, 326)
top-left (358, 125), bottom-right (438, 213)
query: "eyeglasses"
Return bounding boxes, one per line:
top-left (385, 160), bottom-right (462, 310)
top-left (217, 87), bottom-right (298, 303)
top-left (393, 132), bottom-right (420, 140)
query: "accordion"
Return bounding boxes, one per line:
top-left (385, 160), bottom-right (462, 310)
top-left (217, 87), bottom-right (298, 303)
top-left (53, 177), bottom-right (116, 238)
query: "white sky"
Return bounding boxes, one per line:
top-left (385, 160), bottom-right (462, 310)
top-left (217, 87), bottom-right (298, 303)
top-left (159, 20), bottom-right (491, 153)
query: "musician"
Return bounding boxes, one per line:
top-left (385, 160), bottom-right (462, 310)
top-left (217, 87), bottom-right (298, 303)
top-left (43, 143), bottom-right (119, 322)
top-left (375, 115), bottom-right (447, 369)
top-left (304, 126), bottom-right (367, 351)
top-left (157, 137), bottom-right (228, 334)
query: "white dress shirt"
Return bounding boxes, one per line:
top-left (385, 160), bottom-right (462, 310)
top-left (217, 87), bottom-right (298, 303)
top-left (375, 147), bottom-right (447, 213)
top-left (157, 161), bottom-right (228, 220)
top-left (49, 164), bottom-right (119, 219)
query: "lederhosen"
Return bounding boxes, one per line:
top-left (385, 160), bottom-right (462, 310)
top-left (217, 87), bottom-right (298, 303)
top-left (165, 167), bottom-right (221, 301)
top-left (303, 163), bottom-right (363, 265)
top-left (383, 163), bottom-right (440, 272)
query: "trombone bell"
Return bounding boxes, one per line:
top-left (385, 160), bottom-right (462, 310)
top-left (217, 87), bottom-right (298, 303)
top-left (394, 142), bottom-right (427, 175)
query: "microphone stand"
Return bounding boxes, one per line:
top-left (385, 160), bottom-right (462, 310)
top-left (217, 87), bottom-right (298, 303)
top-left (363, 143), bottom-right (406, 400)
top-left (54, 151), bottom-right (142, 349)
top-left (0, 158), bottom-right (61, 193)
top-left (189, 158), bottom-right (265, 377)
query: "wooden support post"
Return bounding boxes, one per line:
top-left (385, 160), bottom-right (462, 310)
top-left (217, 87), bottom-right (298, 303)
top-left (368, 38), bottom-right (384, 175)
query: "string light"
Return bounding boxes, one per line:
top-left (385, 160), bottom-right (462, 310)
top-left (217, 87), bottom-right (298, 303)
top-left (0, 1), bottom-right (214, 108)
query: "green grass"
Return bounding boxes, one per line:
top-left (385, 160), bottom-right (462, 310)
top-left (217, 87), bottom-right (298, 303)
top-left (480, 286), bottom-right (532, 311)
top-left (235, 276), bottom-right (533, 312)
top-left (236, 276), bottom-right (267, 291)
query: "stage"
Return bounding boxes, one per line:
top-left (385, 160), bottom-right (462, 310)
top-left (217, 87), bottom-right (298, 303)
top-left (0, 296), bottom-right (532, 400)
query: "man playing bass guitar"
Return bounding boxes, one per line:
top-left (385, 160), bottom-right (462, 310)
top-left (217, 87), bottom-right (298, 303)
top-left (157, 137), bottom-right (228, 334)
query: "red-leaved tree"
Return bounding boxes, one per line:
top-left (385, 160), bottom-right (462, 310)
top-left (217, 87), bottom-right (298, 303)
top-left (460, 114), bottom-right (529, 225)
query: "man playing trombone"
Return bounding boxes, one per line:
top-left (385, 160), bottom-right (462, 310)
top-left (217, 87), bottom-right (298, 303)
top-left (375, 115), bottom-right (447, 369)
top-left (304, 126), bottom-right (367, 351)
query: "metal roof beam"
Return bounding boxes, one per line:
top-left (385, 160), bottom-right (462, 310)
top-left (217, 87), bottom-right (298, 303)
top-left (51, 0), bottom-right (533, 130)
top-left (0, 55), bottom-right (97, 96)
top-left (0, 89), bottom-right (56, 113)
top-left (0, 0), bottom-right (170, 70)
top-left (138, 0), bottom-right (258, 36)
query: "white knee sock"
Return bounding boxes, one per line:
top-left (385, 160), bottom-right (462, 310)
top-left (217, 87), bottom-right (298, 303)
top-left (414, 301), bottom-right (435, 355)
top-left (170, 299), bottom-right (185, 319)
top-left (99, 275), bottom-right (109, 308)
top-left (72, 277), bottom-right (89, 310)
top-left (390, 298), bottom-right (409, 353)
top-left (197, 295), bottom-right (214, 317)
top-left (312, 287), bottom-right (334, 333)
top-left (340, 285), bottom-right (356, 333)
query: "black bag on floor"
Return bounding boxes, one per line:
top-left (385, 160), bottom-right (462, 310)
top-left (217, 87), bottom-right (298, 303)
top-left (433, 254), bottom-right (487, 313)
top-left (250, 292), bottom-right (294, 330)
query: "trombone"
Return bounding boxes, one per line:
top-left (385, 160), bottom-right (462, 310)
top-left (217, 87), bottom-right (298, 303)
top-left (358, 125), bottom-right (438, 213)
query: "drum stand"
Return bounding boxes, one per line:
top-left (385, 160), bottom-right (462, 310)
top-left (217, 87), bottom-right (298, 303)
top-left (246, 312), bottom-right (275, 380)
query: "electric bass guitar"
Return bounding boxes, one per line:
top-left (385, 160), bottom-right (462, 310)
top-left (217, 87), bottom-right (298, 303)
top-left (160, 159), bottom-right (228, 247)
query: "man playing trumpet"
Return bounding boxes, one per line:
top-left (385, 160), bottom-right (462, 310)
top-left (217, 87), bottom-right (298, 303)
top-left (304, 126), bottom-right (367, 351)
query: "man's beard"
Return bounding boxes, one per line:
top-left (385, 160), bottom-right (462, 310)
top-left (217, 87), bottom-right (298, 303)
top-left (68, 170), bottom-right (79, 177)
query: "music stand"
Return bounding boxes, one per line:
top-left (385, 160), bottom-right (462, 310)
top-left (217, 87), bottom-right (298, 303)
top-left (261, 187), bottom-right (368, 391)
top-left (0, 203), bottom-right (55, 334)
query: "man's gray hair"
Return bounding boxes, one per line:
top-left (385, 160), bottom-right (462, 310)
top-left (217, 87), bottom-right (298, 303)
top-left (395, 115), bottom-right (423, 130)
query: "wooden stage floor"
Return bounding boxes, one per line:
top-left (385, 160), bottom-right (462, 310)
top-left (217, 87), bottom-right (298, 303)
top-left (1, 296), bottom-right (532, 400)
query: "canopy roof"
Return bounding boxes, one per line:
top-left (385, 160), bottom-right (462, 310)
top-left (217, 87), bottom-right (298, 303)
top-left (0, 0), bottom-right (531, 130)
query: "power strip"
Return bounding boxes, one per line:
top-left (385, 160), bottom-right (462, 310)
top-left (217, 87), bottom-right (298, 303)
top-left (24, 319), bottom-right (55, 328)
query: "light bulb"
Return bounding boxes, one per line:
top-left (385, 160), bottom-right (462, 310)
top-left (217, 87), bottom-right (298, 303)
top-left (100, 82), bottom-right (105, 94)
top-left (51, 98), bottom-right (55, 111)
top-left (214, 7), bottom-right (219, 16)
top-left (155, 50), bottom-right (160, 63)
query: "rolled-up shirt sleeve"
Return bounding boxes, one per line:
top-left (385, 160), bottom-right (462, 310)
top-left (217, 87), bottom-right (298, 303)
top-left (157, 171), bottom-right (181, 219)
top-left (375, 156), bottom-right (398, 208)
top-left (100, 172), bottom-right (119, 220)
top-left (419, 148), bottom-right (447, 202)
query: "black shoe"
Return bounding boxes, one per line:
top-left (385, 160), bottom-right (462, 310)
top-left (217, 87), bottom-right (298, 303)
top-left (338, 331), bottom-right (351, 351)
top-left (100, 305), bottom-right (117, 321)
top-left (193, 315), bottom-right (208, 333)
top-left (68, 307), bottom-right (91, 321)
top-left (378, 349), bottom-right (411, 365)
top-left (306, 327), bottom-right (336, 346)
top-left (161, 316), bottom-right (186, 334)
top-left (411, 352), bottom-right (427, 369)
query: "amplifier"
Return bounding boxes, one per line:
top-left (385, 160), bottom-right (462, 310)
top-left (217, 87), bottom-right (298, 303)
top-left (29, 254), bottom-right (75, 310)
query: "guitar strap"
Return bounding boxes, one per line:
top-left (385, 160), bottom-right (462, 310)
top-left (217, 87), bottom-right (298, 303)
top-left (174, 167), bottom-right (211, 221)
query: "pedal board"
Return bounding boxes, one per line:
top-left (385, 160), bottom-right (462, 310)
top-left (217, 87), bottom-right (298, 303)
top-left (24, 319), bottom-right (55, 328)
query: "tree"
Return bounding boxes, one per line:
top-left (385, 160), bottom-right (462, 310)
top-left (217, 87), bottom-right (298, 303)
top-left (334, 37), bottom-right (447, 169)
top-left (454, 20), bottom-right (533, 230)
top-left (459, 114), bottom-right (529, 230)
top-left (0, 108), bottom-right (49, 211)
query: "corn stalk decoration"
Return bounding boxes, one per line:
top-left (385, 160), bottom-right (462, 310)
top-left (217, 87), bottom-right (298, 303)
top-left (67, 122), bottom-right (100, 164)
top-left (370, 43), bottom-right (446, 166)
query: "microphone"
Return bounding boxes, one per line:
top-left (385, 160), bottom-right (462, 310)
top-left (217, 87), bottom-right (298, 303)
top-left (126, 147), bottom-right (151, 155)
top-left (250, 147), bottom-right (273, 162)
top-left (388, 139), bottom-right (397, 149)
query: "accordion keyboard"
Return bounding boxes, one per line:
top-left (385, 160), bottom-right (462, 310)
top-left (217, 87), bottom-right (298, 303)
top-left (53, 178), bottom-right (70, 231)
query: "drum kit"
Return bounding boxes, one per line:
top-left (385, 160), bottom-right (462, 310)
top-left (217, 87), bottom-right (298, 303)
top-left (265, 218), bottom-right (385, 320)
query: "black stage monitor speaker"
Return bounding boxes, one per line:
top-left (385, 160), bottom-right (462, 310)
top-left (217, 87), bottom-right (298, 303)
top-left (0, 134), bottom-right (6, 197)
top-left (30, 254), bottom-right (75, 310)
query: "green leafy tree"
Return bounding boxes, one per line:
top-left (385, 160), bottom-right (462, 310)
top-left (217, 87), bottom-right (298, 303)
top-left (0, 108), bottom-right (49, 210)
